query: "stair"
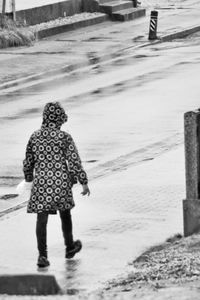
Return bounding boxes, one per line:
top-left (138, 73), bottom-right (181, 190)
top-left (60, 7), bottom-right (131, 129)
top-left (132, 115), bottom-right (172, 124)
top-left (112, 7), bottom-right (146, 21)
top-left (99, 0), bottom-right (146, 22)
top-left (100, 1), bottom-right (133, 14)
top-left (99, 0), bottom-right (116, 4)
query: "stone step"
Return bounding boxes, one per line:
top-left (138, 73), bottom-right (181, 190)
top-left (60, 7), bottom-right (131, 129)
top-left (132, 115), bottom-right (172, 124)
top-left (100, 1), bottom-right (133, 14)
top-left (99, 0), bottom-right (116, 4)
top-left (112, 7), bottom-right (146, 21)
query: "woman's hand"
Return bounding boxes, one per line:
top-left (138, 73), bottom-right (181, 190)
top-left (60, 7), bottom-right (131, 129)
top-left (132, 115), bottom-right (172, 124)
top-left (81, 184), bottom-right (90, 196)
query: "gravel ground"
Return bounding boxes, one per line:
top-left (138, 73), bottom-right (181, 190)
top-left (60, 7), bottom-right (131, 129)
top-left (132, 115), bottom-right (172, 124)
top-left (29, 13), bottom-right (106, 31)
top-left (100, 233), bottom-right (200, 299)
top-left (110, 234), bottom-right (200, 285)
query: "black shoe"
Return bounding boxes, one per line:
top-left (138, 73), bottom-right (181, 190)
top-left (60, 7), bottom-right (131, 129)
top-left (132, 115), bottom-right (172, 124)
top-left (66, 240), bottom-right (82, 259)
top-left (37, 256), bottom-right (50, 268)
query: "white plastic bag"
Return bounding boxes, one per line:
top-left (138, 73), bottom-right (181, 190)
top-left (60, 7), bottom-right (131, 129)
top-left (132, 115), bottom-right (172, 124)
top-left (16, 180), bottom-right (32, 197)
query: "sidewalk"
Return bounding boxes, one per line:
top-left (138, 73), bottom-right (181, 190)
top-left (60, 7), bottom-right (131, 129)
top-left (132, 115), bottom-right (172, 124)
top-left (0, 145), bottom-right (185, 295)
top-left (0, 0), bottom-right (200, 90)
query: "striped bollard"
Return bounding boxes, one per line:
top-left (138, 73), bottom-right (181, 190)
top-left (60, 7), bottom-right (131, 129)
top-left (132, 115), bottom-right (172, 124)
top-left (148, 10), bottom-right (158, 40)
top-left (133, 0), bottom-right (137, 7)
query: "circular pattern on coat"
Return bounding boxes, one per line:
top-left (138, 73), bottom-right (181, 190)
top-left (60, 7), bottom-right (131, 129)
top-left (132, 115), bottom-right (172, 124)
top-left (39, 145), bottom-right (44, 152)
top-left (46, 196), bottom-right (52, 203)
top-left (69, 145), bottom-right (74, 151)
top-left (55, 188), bottom-right (61, 194)
top-left (48, 170), bottom-right (53, 177)
top-left (50, 131), bottom-right (56, 138)
top-left (63, 173), bottom-right (68, 180)
top-left (55, 163), bottom-right (61, 169)
top-left (25, 110), bottom-right (87, 213)
top-left (55, 179), bottom-right (62, 186)
top-left (47, 179), bottom-right (53, 186)
top-left (47, 162), bottom-right (53, 169)
top-left (39, 187), bottom-right (44, 194)
top-left (47, 187), bottom-right (53, 194)
top-left (54, 195), bottom-right (60, 202)
top-left (40, 162), bottom-right (45, 169)
top-left (39, 178), bottom-right (45, 185)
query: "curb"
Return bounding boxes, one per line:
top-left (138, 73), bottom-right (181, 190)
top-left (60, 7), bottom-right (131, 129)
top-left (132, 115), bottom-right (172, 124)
top-left (0, 201), bottom-right (27, 218)
top-left (0, 24), bottom-right (200, 94)
top-left (160, 25), bottom-right (200, 42)
top-left (35, 14), bottom-right (109, 40)
top-left (0, 274), bottom-right (61, 295)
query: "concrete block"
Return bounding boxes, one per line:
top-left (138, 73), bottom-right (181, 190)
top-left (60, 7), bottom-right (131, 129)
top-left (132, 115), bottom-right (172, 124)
top-left (0, 274), bottom-right (61, 295)
top-left (183, 199), bottom-right (200, 237)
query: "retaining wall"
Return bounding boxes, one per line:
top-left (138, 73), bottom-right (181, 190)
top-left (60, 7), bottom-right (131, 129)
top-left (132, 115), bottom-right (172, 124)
top-left (2, 0), bottom-right (99, 25)
top-left (15, 0), bottom-right (83, 25)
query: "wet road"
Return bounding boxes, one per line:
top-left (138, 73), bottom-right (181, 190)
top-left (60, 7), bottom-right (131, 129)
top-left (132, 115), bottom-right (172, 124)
top-left (1, 32), bottom-right (200, 189)
top-left (0, 32), bottom-right (200, 294)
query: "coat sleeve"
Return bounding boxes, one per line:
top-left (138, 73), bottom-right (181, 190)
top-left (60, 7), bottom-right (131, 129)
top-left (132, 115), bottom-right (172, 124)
top-left (64, 133), bottom-right (88, 185)
top-left (23, 135), bottom-right (35, 182)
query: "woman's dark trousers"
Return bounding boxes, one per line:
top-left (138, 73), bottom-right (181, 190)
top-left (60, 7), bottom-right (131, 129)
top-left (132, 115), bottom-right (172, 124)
top-left (36, 210), bottom-right (74, 258)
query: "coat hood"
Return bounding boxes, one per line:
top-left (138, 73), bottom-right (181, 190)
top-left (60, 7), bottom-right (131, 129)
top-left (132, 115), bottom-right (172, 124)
top-left (42, 102), bottom-right (68, 129)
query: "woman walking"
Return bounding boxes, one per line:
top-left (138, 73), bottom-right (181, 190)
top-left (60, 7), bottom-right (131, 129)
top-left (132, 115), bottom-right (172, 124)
top-left (23, 102), bottom-right (90, 268)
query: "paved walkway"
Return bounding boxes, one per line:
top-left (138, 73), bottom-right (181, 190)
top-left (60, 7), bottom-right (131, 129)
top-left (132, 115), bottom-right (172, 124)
top-left (0, 0), bottom-right (200, 87)
top-left (0, 145), bottom-right (185, 294)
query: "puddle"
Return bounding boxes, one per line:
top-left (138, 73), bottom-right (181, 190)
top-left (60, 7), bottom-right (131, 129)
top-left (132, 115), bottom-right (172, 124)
top-left (86, 160), bottom-right (98, 163)
top-left (111, 52), bottom-right (123, 59)
top-left (134, 54), bottom-right (148, 59)
top-left (0, 194), bottom-right (18, 200)
top-left (85, 37), bottom-right (111, 42)
top-left (132, 35), bottom-right (145, 42)
top-left (87, 52), bottom-right (100, 64)
top-left (91, 89), bottom-right (102, 94)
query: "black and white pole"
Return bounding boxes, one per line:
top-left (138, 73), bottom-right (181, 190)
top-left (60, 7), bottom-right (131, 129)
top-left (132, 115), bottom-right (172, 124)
top-left (133, 0), bottom-right (137, 7)
top-left (148, 10), bottom-right (158, 40)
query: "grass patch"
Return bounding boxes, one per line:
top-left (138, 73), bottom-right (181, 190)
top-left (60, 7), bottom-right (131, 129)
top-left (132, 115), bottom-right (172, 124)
top-left (0, 16), bottom-right (35, 48)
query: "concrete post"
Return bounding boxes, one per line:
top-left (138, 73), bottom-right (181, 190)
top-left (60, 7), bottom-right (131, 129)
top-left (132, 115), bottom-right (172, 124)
top-left (2, 0), bottom-right (6, 14)
top-left (1, 0), bottom-right (6, 27)
top-left (148, 10), bottom-right (158, 40)
top-left (11, 0), bottom-right (16, 21)
top-left (0, 274), bottom-right (61, 295)
top-left (183, 109), bottom-right (200, 236)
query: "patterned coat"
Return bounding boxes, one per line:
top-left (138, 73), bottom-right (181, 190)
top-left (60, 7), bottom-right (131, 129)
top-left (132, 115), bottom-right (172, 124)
top-left (23, 102), bottom-right (88, 214)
